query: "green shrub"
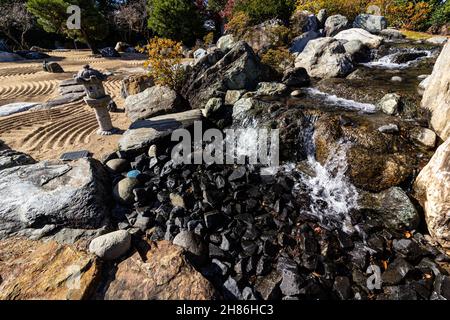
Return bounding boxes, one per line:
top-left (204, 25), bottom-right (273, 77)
top-left (260, 47), bottom-right (294, 74)
top-left (234, 0), bottom-right (296, 23)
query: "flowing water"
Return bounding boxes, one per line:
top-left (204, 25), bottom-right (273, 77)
top-left (362, 47), bottom-right (434, 69)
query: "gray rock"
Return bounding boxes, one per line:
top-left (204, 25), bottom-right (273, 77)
top-left (324, 15), bottom-right (350, 37)
top-left (255, 82), bottom-right (288, 96)
top-left (0, 51), bottom-right (25, 62)
top-left (125, 85), bottom-right (187, 122)
top-left (0, 158), bottom-right (111, 239)
top-left (113, 177), bottom-right (139, 204)
top-left (295, 37), bottom-right (354, 78)
top-left (378, 123), bottom-right (399, 133)
top-left (173, 230), bottom-right (206, 257)
top-left (359, 187), bottom-right (420, 232)
top-left (225, 90), bottom-right (246, 105)
top-left (353, 14), bottom-right (387, 34)
top-left (43, 61), bottom-right (64, 73)
top-left (342, 39), bottom-right (371, 62)
top-left (194, 48), bottom-right (207, 62)
top-left (181, 41), bottom-right (263, 109)
top-left (290, 90), bottom-right (302, 97)
top-left (290, 31), bottom-right (321, 53)
top-left (282, 67), bottom-right (310, 87)
top-left (382, 258), bottom-right (412, 285)
top-left (223, 276), bottom-right (242, 300)
top-left (0, 102), bottom-right (41, 117)
top-left (0, 149), bottom-right (35, 171)
top-left (232, 98), bottom-right (273, 119)
top-left (119, 109), bottom-right (203, 151)
top-left (217, 35), bottom-right (235, 52)
top-left (204, 97), bottom-right (224, 118)
top-left (317, 9), bottom-right (328, 27)
top-left (426, 36), bottom-right (448, 45)
top-left (89, 230), bottom-right (131, 260)
top-left (105, 158), bottom-right (129, 174)
top-left (100, 47), bottom-right (120, 58)
top-left (334, 28), bottom-right (383, 48)
top-left (410, 127), bottom-right (436, 149)
top-left (380, 28), bottom-right (405, 40)
top-left (377, 93), bottom-right (401, 115)
top-left (391, 76), bottom-right (403, 82)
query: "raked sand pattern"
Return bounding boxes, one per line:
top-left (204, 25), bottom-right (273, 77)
top-left (0, 50), bottom-right (146, 160)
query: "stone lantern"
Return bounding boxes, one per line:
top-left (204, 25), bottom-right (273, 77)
top-left (75, 64), bottom-right (116, 135)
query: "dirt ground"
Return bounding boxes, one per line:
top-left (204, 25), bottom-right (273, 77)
top-left (0, 50), bottom-right (147, 161)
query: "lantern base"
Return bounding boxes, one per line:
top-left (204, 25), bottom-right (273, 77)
top-left (97, 127), bottom-right (118, 136)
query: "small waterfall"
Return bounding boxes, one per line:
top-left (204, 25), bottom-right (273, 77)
top-left (362, 47), bottom-right (433, 69)
top-left (282, 116), bottom-right (359, 231)
top-left (304, 88), bottom-right (377, 113)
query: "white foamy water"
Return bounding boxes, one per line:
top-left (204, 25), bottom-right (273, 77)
top-left (305, 88), bottom-right (377, 113)
top-left (362, 48), bottom-right (433, 69)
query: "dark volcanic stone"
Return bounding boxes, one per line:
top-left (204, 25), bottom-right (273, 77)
top-left (228, 167), bottom-right (246, 182)
top-left (204, 211), bottom-right (224, 230)
top-left (254, 270), bottom-right (282, 300)
top-left (392, 239), bottom-right (423, 262)
top-left (382, 258), bottom-right (412, 285)
top-left (333, 276), bottom-right (352, 300)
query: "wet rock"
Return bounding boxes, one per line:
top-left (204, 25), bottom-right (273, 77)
top-left (334, 28), bottom-right (383, 48)
top-left (359, 187), bottom-right (420, 232)
top-left (125, 85), bottom-right (188, 122)
top-left (391, 76), bottom-right (402, 82)
top-left (409, 127), bottom-right (436, 149)
top-left (325, 15), bottom-right (350, 37)
top-left (0, 159), bottom-right (111, 239)
top-left (194, 48), bottom-right (207, 62)
top-left (382, 258), bottom-right (412, 285)
top-left (377, 124), bottom-right (399, 133)
top-left (333, 276), bottom-right (352, 299)
top-left (421, 42), bottom-right (450, 140)
top-left (113, 177), bottom-right (139, 205)
top-left (102, 241), bottom-right (216, 299)
top-left (391, 51), bottom-right (427, 64)
top-left (282, 67), bottom-right (310, 87)
top-left (217, 34), bottom-right (235, 52)
top-left (181, 41), bottom-right (263, 109)
top-left (0, 238), bottom-right (100, 299)
top-left (119, 109), bottom-right (203, 151)
top-left (377, 93), bottom-right (401, 115)
top-left (290, 31), bottom-right (321, 53)
top-left (353, 14), bottom-right (387, 34)
top-left (0, 149), bottom-right (35, 170)
top-left (89, 230), bottom-right (131, 260)
top-left (295, 37), bottom-right (354, 78)
top-left (414, 138), bottom-right (450, 248)
top-left (120, 74), bottom-right (154, 98)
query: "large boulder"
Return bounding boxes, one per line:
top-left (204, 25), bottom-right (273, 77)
top-left (0, 238), bottom-right (100, 299)
top-left (242, 19), bottom-right (286, 53)
top-left (217, 34), bottom-right (236, 52)
top-left (101, 240), bottom-right (216, 299)
top-left (294, 37), bottom-right (354, 78)
top-left (181, 41), bottom-right (263, 109)
top-left (290, 31), bottom-right (321, 53)
top-left (125, 85), bottom-right (188, 122)
top-left (119, 109), bottom-right (203, 152)
top-left (324, 15), bottom-right (350, 37)
top-left (0, 149), bottom-right (35, 171)
top-left (414, 138), bottom-right (450, 248)
top-left (421, 42), bottom-right (450, 140)
top-left (120, 74), bottom-right (154, 98)
top-left (0, 158), bottom-right (111, 239)
top-left (314, 114), bottom-right (418, 192)
top-left (290, 10), bottom-right (320, 36)
top-left (334, 28), bottom-right (383, 48)
top-left (353, 14), bottom-right (387, 34)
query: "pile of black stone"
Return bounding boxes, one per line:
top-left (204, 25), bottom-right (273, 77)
top-left (103, 136), bottom-right (450, 301)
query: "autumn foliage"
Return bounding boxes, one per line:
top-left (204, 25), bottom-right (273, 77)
top-left (139, 37), bottom-right (185, 91)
